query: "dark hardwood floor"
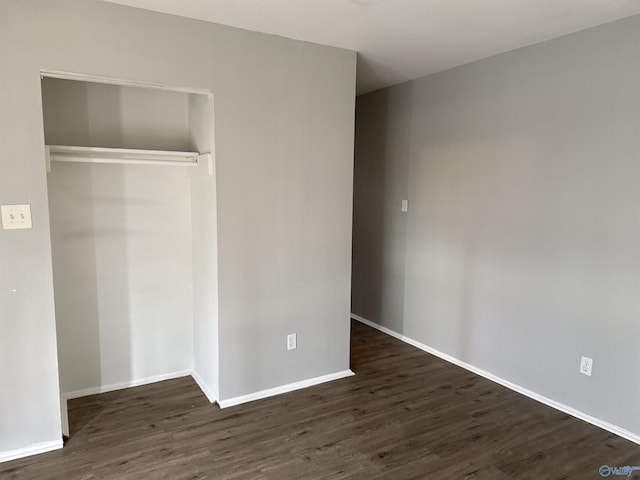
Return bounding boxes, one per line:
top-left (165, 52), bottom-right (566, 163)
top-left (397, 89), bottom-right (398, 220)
top-left (2, 320), bottom-right (639, 479)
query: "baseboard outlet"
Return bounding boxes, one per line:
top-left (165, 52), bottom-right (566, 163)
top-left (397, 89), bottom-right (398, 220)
top-left (351, 313), bottom-right (640, 446)
top-left (62, 370), bottom-right (193, 401)
top-left (191, 370), bottom-right (218, 404)
top-left (218, 369), bottom-right (355, 409)
top-left (0, 439), bottom-right (63, 464)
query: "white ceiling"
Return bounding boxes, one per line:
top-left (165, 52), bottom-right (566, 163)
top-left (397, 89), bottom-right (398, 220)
top-left (104, 0), bottom-right (640, 94)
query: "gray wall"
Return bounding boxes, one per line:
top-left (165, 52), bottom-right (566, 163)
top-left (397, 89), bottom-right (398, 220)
top-left (353, 15), bottom-right (640, 435)
top-left (0, 0), bottom-right (355, 456)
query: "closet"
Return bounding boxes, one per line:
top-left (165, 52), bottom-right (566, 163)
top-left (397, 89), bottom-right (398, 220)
top-left (41, 72), bottom-right (219, 437)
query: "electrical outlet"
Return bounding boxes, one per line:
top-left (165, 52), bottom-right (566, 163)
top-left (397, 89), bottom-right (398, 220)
top-left (580, 356), bottom-right (593, 376)
top-left (1, 204), bottom-right (32, 230)
top-left (287, 333), bottom-right (297, 351)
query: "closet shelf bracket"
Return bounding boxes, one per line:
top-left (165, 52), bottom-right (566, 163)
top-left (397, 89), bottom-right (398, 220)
top-left (194, 152), bottom-right (214, 177)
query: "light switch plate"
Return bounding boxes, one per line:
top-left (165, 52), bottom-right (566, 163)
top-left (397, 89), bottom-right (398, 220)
top-left (401, 200), bottom-right (409, 212)
top-left (1, 204), bottom-right (33, 230)
top-left (287, 333), bottom-right (297, 351)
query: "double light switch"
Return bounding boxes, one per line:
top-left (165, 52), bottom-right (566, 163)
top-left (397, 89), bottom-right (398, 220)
top-left (1, 204), bottom-right (33, 229)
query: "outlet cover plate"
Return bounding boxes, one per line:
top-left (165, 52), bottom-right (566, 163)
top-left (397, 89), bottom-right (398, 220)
top-left (580, 356), bottom-right (593, 376)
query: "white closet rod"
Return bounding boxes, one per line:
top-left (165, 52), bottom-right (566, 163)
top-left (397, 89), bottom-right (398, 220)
top-left (46, 145), bottom-right (201, 168)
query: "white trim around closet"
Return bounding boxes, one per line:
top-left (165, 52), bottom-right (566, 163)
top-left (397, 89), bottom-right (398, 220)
top-left (40, 69), bottom-right (212, 96)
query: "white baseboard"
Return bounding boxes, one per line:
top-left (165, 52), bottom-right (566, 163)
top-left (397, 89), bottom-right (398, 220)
top-left (6, 370), bottom-right (219, 464)
top-left (218, 369), bottom-right (355, 409)
top-left (191, 370), bottom-right (218, 404)
top-left (60, 370), bottom-right (195, 437)
top-left (59, 370), bottom-right (213, 437)
top-left (62, 370), bottom-right (194, 400)
top-left (351, 313), bottom-right (640, 446)
top-left (0, 439), bottom-right (63, 464)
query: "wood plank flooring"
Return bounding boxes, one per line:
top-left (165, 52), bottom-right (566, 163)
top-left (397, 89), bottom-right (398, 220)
top-left (2, 320), bottom-right (639, 479)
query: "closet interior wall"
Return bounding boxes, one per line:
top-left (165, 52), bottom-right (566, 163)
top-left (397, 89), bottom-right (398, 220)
top-left (42, 78), bottom-right (217, 423)
top-left (188, 94), bottom-right (219, 402)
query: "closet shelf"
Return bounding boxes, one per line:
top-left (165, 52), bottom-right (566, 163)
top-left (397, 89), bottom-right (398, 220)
top-left (46, 145), bottom-right (201, 167)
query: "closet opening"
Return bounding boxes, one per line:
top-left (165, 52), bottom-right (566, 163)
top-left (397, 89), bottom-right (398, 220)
top-left (40, 71), bottom-right (219, 439)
